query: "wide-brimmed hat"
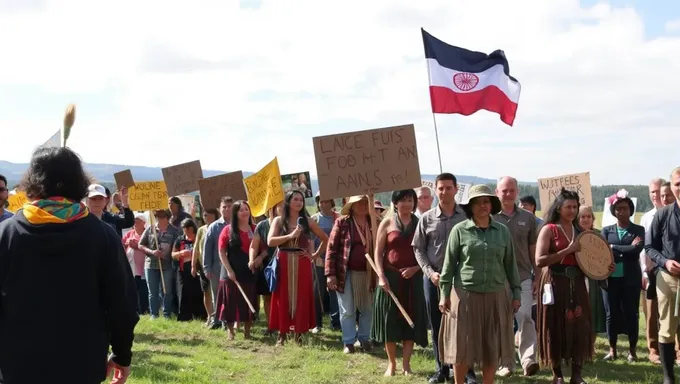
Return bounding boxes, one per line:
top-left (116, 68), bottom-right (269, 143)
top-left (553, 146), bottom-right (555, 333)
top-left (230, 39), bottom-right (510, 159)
top-left (374, 200), bottom-right (385, 212)
top-left (461, 184), bottom-right (501, 214)
top-left (340, 195), bottom-right (369, 216)
top-left (608, 189), bottom-right (635, 217)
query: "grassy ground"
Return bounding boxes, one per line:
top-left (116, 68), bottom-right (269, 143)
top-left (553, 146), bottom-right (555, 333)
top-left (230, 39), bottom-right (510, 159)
top-left (128, 315), bottom-right (662, 384)
top-left (127, 210), bottom-right (653, 383)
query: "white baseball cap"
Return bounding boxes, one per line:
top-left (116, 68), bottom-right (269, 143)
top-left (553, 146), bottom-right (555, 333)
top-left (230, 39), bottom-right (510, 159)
top-left (134, 213), bottom-right (147, 223)
top-left (87, 184), bottom-right (107, 198)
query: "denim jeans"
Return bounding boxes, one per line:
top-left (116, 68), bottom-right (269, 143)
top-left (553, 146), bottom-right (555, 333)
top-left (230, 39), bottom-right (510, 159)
top-left (423, 274), bottom-right (449, 375)
top-left (336, 271), bottom-right (373, 345)
top-left (145, 267), bottom-right (175, 318)
top-left (314, 266), bottom-right (339, 328)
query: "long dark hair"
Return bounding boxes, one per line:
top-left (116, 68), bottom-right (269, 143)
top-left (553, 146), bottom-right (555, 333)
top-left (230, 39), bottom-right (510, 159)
top-left (543, 188), bottom-right (580, 227)
top-left (20, 147), bottom-right (90, 201)
top-left (229, 200), bottom-right (253, 248)
top-left (282, 190), bottom-right (310, 235)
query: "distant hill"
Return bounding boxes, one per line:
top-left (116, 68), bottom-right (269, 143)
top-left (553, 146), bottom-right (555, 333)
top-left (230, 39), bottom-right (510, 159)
top-left (2, 161), bottom-right (650, 211)
top-left (0, 160), bottom-right (522, 194)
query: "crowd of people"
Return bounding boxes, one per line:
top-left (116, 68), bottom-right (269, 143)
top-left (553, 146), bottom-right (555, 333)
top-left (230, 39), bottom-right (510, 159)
top-left (0, 147), bottom-right (679, 384)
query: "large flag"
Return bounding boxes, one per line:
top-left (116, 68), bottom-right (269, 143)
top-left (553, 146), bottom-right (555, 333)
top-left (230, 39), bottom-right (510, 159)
top-left (42, 130), bottom-right (61, 148)
top-left (422, 28), bottom-right (521, 126)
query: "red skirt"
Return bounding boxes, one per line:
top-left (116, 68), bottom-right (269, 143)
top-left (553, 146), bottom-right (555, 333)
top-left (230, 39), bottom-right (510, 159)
top-left (215, 279), bottom-right (257, 323)
top-left (268, 251), bottom-right (316, 334)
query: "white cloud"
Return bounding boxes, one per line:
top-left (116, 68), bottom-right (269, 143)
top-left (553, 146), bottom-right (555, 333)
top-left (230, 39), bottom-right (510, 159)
top-left (0, 0), bottom-right (679, 186)
top-left (666, 19), bottom-right (680, 32)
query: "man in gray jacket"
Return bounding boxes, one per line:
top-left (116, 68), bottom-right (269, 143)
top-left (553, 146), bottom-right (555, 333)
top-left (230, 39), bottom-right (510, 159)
top-left (202, 196), bottom-right (232, 329)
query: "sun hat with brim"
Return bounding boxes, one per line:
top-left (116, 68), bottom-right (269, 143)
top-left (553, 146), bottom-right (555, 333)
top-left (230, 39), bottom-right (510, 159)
top-left (460, 184), bottom-right (502, 215)
top-left (340, 195), bottom-right (369, 216)
top-left (608, 189), bottom-right (635, 217)
top-left (87, 184), bottom-right (107, 198)
top-left (153, 209), bottom-right (170, 218)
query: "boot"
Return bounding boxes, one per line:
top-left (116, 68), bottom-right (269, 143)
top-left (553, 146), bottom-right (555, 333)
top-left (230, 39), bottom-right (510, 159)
top-left (660, 342), bottom-right (676, 384)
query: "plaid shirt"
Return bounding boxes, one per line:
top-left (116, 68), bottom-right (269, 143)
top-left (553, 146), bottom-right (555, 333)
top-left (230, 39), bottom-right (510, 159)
top-left (325, 216), bottom-right (377, 293)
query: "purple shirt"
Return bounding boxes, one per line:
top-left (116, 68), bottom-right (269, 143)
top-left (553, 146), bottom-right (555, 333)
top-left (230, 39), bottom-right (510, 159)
top-left (0, 210), bottom-right (14, 224)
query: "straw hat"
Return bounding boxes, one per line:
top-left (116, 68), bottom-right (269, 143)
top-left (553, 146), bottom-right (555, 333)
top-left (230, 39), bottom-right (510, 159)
top-left (340, 195), bottom-right (369, 216)
top-left (461, 184), bottom-right (501, 214)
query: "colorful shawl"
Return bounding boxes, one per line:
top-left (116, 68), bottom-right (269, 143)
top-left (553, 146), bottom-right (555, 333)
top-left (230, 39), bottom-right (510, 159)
top-left (22, 197), bottom-right (89, 225)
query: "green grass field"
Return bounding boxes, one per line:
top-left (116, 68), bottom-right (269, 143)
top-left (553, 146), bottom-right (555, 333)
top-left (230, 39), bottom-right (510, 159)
top-left (128, 315), bottom-right (661, 384)
top-left (126, 211), bottom-right (654, 384)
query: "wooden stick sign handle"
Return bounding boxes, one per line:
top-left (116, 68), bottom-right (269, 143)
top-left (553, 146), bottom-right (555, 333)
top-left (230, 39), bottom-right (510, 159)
top-left (364, 253), bottom-right (415, 329)
top-left (148, 211), bottom-right (167, 295)
top-left (234, 280), bottom-right (257, 314)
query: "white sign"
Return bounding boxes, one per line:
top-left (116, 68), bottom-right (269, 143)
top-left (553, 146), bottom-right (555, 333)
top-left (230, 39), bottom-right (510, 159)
top-left (601, 197), bottom-right (638, 227)
top-left (42, 130), bottom-right (61, 148)
top-left (420, 180), bottom-right (472, 204)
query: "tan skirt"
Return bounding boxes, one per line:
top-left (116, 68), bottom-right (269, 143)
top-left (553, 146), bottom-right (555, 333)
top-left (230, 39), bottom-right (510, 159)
top-left (438, 288), bottom-right (515, 368)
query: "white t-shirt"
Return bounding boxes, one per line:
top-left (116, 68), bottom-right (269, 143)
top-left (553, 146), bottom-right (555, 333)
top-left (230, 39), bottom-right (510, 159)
top-left (640, 208), bottom-right (657, 276)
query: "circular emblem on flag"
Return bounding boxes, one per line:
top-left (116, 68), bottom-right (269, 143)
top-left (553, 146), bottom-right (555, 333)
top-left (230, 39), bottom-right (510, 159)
top-left (453, 72), bottom-right (479, 91)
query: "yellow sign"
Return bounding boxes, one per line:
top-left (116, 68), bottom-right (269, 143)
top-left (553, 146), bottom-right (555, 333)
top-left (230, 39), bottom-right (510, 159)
top-left (244, 157), bottom-right (284, 217)
top-left (7, 191), bottom-right (28, 213)
top-left (128, 181), bottom-right (169, 211)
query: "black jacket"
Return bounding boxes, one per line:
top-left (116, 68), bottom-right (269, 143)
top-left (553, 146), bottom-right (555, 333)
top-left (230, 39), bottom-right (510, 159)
top-left (0, 211), bottom-right (139, 384)
top-left (601, 222), bottom-right (645, 286)
top-left (102, 207), bottom-right (135, 237)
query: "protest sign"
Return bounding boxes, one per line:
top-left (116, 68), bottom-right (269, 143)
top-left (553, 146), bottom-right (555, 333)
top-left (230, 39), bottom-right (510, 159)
top-left (244, 158), bottom-right (284, 217)
top-left (313, 124), bottom-right (421, 200)
top-left (537, 172), bottom-right (593, 210)
top-left (161, 160), bottom-right (203, 197)
top-left (7, 190), bottom-right (28, 213)
top-left (281, 171), bottom-right (314, 198)
top-left (114, 169), bottom-right (135, 190)
top-left (456, 182), bottom-right (472, 204)
top-left (197, 171), bottom-right (247, 209)
top-left (128, 181), bottom-right (169, 211)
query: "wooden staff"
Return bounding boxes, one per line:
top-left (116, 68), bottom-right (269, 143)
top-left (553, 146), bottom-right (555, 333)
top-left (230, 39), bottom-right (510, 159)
top-left (62, 104), bottom-right (76, 148)
top-left (366, 194), bottom-right (415, 328)
top-left (234, 280), bottom-right (257, 314)
top-left (148, 211), bottom-right (167, 294)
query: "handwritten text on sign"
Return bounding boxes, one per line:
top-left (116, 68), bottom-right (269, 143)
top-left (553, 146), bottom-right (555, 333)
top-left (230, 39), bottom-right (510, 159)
top-left (537, 172), bottom-right (593, 210)
top-left (313, 124), bottom-right (421, 200)
top-left (244, 158), bottom-right (284, 217)
top-left (197, 171), bottom-right (248, 210)
top-left (161, 160), bottom-right (203, 197)
top-left (128, 181), bottom-right (169, 211)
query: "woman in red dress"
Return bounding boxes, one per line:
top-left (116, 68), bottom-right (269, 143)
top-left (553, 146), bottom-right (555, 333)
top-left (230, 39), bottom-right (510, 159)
top-left (216, 200), bottom-right (257, 340)
top-left (267, 190), bottom-right (328, 345)
top-left (536, 189), bottom-right (615, 384)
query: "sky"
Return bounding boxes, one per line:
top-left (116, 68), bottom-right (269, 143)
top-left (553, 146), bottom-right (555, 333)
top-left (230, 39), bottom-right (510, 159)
top-left (0, 0), bottom-right (678, 185)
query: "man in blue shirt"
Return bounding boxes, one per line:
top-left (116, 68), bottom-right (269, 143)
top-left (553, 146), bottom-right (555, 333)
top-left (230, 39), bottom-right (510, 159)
top-left (0, 174), bottom-right (13, 224)
top-left (203, 196), bottom-right (233, 329)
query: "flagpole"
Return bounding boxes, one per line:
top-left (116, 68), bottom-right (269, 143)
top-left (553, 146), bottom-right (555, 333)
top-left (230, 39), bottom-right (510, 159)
top-left (431, 112), bottom-right (443, 173)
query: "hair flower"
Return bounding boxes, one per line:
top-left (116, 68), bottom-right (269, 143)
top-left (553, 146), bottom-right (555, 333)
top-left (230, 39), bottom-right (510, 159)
top-left (608, 189), bottom-right (629, 205)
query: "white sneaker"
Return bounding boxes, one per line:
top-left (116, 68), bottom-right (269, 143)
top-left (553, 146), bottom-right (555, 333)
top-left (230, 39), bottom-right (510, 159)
top-left (311, 327), bottom-right (321, 334)
top-left (496, 367), bottom-right (512, 377)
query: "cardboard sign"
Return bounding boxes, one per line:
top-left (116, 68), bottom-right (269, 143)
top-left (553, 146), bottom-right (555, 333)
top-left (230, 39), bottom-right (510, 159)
top-left (575, 231), bottom-right (614, 280)
top-left (244, 158), bottom-right (284, 217)
top-left (281, 171), bottom-right (314, 198)
top-left (114, 169), bottom-right (135, 190)
top-left (128, 181), bottom-right (169, 211)
top-left (537, 172), bottom-right (593, 211)
top-left (161, 160), bottom-right (203, 197)
top-left (197, 171), bottom-right (248, 209)
top-left (313, 124), bottom-right (421, 200)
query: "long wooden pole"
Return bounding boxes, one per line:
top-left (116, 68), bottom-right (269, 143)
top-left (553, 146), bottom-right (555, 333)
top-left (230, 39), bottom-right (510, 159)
top-left (366, 194), bottom-right (415, 328)
top-left (234, 280), bottom-right (257, 314)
